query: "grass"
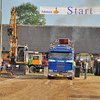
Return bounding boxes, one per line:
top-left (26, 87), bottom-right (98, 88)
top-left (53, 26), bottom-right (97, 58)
top-left (0, 75), bottom-right (3, 77)
top-left (28, 72), bottom-right (44, 75)
top-left (28, 72), bottom-right (100, 76)
top-left (80, 72), bottom-right (100, 76)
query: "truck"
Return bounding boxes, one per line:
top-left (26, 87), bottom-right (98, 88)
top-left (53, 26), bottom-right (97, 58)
top-left (75, 53), bottom-right (94, 73)
top-left (27, 51), bottom-right (44, 73)
top-left (48, 38), bottom-right (75, 80)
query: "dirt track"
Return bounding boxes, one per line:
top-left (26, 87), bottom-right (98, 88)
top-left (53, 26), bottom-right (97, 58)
top-left (0, 76), bottom-right (100, 100)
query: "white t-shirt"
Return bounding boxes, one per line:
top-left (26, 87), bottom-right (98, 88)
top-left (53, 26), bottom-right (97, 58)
top-left (84, 63), bottom-right (88, 69)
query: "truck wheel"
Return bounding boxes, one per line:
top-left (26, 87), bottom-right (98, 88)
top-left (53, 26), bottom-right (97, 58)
top-left (48, 76), bottom-right (51, 79)
top-left (88, 69), bottom-right (90, 73)
top-left (94, 60), bottom-right (98, 75)
top-left (98, 62), bottom-right (100, 76)
top-left (70, 75), bottom-right (74, 80)
top-left (74, 67), bottom-right (75, 77)
top-left (29, 66), bottom-right (36, 73)
top-left (70, 76), bottom-right (73, 80)
top-left (91, 67), bottom-right (93, 74)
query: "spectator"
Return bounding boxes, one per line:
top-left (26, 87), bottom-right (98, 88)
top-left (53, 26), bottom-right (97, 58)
top-left (79, 60), bottom-right (83, 75)
top-left (74, 61), bottom-right (76, 67)
top-left (76, 60), bottom-right (83, 75)
top-left (84, 60), bottom-right (88, 79)
top-left (1, 59), bottom-right (4, 71)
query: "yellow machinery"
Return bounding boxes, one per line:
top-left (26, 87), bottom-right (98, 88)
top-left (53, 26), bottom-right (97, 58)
top-left (7, 7), bottom-right (29, 75)
top-left (7, 7), bottom-right (17, 62)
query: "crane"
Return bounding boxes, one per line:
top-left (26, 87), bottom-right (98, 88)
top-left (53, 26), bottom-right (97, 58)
top-left (6, 7), bottom-right (29, 75)
top-left (7, 7), bottom-right (17, 62)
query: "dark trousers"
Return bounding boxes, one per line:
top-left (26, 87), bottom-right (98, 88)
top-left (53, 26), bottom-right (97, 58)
top-left (1, 68), bottom-right (3, 71)
top-left (84, 69), bottom-right (87, 79)
top-left (80, 68), bottom-right (83, 75)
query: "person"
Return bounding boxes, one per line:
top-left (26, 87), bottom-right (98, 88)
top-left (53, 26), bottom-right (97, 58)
top-left (1, 59), bottom-right (4, 71)
top-left (79, 60), bottom-right (83, 75)
top-left (74, 61), bottom-right (76, 67)
top-left (29, 55), bottom-right (32, 61)
top-left (36, 56), bottom-right (39, 60)
top-left (84, 60), bottom-right (88, 79)
top-left (76, 60), bottom-right (83, 75)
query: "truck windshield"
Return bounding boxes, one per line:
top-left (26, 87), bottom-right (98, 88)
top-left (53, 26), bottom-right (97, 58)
top-left (33, 56), bottom-right (39, 60)
top-left (28, 54), bottom-right (34, 61)
top-left (80, 55), bottom-right (90, 61)
top-left (50, 52), bottom-right (72, 59)
top-left (17, 47), bottom-right (24, 61)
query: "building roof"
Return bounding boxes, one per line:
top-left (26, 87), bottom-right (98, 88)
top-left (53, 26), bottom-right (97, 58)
top-left (2, 24), bottom-right (100, 54)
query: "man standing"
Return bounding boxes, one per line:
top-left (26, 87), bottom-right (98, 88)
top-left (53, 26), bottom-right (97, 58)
top-left (1, 59), bottom-right (4, 71)
top-left (76, 60), bottom-right (83, 75)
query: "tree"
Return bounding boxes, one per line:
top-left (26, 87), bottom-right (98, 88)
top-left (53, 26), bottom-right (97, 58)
top-left (16, 3), bottom-right (46, 25)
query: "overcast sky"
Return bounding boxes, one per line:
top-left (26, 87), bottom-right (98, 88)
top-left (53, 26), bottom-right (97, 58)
top-left (1, 0), bottom-right (100, 27)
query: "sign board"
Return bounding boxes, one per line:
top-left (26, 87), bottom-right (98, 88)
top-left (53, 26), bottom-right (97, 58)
top-left (40, 6), bottom-right (100, 15)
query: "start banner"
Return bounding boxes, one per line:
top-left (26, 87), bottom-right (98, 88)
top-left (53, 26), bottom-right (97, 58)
top-left (40, 6), bottom-right (100, 15)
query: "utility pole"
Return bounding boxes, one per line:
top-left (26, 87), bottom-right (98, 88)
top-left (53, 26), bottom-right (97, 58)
top-left (0, 0), bottom-right (2, 65)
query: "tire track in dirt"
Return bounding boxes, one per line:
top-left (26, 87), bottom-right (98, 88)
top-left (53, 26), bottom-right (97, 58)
top-left (0, 77), bottom-right (100, 100)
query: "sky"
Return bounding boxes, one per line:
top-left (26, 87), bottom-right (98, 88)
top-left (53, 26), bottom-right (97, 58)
top-left (1, 0), bottom-right (100, 27)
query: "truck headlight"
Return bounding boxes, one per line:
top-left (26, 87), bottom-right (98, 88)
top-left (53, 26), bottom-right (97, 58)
top-left (68, 70), bottom-right (73, 73)
top-left (16, 65), bottom-right (19, 67)
top-left (49, 60), bottom-right (55, 62)
top-left (8, 64), bottom-right (11, 67)
top-left (66, 60), bottom-right (73, 63)
top-left (48, 69), bottom-right (53, 72)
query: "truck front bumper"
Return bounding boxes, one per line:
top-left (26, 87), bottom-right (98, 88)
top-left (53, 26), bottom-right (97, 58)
top-left (36, 65), bottom-right (44, 69)
top-left (48, 72), bottom-right (73, 78)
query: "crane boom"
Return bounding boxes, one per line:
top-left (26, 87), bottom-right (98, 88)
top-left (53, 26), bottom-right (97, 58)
top-left (7, 7), bottom-right (17, 62)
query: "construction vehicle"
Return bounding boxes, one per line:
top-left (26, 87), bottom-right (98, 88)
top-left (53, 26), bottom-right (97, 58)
top-left (48, 38), bottom-right (75, 80)
top-left (6, 7), bottom-right (29, 75)
top-left (27, 51), bottom-right (44, 73)
top-left (75, 53), bottom-right (94, 73)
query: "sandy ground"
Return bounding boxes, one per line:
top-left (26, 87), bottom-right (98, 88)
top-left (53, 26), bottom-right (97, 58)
top-left (0, 76), bottom-right (100, 100)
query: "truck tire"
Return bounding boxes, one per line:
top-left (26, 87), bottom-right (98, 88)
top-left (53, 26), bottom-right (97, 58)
top-left (74, 67), bottom-right (75, 78)
top-left (70, 76), bottom-right (74, 80)
top-left (70, 74), bottom-right (74, 80)
top-left (17, 64), bottom-right (27, 75)
top-left (29, 66), bottom-right (36, 73)
top-left (48, 76), bottom-right (51, 79)
top-left (91, 67), bottom-right (93, 74)
top-left (94, 60), bottom-right (98, 75)
top-left (98, 61), bottom-right (100, 76)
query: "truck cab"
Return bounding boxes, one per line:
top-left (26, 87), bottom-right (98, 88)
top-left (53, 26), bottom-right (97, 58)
top-left (48, 39), bottom-right (75, 80)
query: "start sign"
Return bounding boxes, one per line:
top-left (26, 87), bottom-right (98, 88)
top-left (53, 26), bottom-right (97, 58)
top-left (40, 6), bottom-right (100, 15)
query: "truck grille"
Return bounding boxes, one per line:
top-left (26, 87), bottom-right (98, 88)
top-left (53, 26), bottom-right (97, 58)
top-left (57, 62), bottom-right (65, 72)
